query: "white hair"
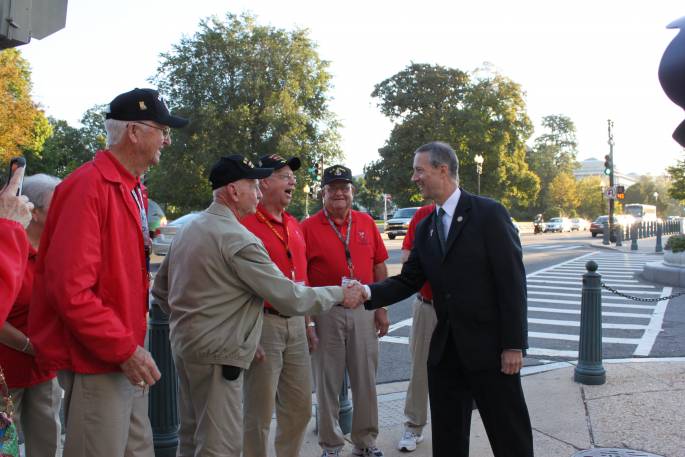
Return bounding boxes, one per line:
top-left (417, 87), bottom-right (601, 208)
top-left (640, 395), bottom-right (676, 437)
top-left (104, 119), bottom-right (128, 148)
top-left (22, 174), bottom-right (61, 209)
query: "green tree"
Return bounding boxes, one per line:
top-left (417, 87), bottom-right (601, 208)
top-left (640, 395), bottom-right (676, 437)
top-left (367, 63), bottom-right (539, 215)
top-left (547, 172), bottom-right (579, 217)
top-left (576, 176), bottom-right (605, 219)
top-left (0, 49), bottom-right (51, 167)
top-left (667, 156), bottom-right (685, 202)
top-left (23, 117), bottom-right (91, 178)
top-left (526, 114), bottom-right (579, 213)
top-left (149, 13), bottom-right (341, 215)
top-left (79, 104), bottom-right (107, 154)
top-left (625, 175), bottom-right (678, 217)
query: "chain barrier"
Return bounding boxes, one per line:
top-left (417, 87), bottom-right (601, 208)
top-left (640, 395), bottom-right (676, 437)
top-left (601, 283), bottom-right (685, 302)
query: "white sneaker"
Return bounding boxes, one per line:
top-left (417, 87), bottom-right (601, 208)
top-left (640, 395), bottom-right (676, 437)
top-left (398, 430), bottom-right (424, 452)
top-left (321, 449), bottom-right (341, 457)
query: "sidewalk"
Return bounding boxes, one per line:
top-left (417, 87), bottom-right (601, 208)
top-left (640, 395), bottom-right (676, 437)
top-left (590, 234), bottom-right (667, 255)
top-left (292, 358), bottom-right (685, 457)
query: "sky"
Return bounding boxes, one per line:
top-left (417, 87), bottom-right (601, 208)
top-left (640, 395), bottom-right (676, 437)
top-left (16, 0), bottom-right (685, 177)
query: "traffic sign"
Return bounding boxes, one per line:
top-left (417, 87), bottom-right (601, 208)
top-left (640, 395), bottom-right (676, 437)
top-left (604, 187), bottom-right (616, 199)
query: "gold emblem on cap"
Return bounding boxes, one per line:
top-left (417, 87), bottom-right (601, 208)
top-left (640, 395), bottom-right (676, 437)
top-left (331, 166), bottom-right (345, 176)
top-left (139, 101), bottom-right (148, 110)
top-left (269, 154), bottom-right (286, 163)
top-left (243, 157), bottom-right (254, 168)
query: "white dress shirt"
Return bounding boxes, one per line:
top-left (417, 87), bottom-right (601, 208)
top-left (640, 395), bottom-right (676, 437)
top-left (436, 187), bottom-right (461, 239)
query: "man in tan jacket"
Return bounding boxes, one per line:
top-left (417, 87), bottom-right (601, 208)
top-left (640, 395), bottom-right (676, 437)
top-left (152, 155), bottom-right (365, 457)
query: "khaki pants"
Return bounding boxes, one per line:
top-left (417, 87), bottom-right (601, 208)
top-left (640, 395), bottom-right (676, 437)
top-left (313, 306), bottom-right (379, 451)
top-left (243, 314), bottom-right (312, 457)
top-left (58, 370), bottom-right (153, 457)
top-left (404, 296), bottom-right (437, 433)
top-left (10, 378), bottom-right (62, 457)
top-left (174, 355), bottom-right (243, 457)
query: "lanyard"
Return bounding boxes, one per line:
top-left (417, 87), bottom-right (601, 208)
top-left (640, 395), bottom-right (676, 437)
top-left (323, 207), bottom-right (354, 278)
top-left (256, 209), bottom-right (295, 279)
top-left (131, 185), bottom-right (151, 250)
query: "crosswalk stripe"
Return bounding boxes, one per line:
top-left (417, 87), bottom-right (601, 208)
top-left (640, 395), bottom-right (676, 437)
top-left (527, 348), bottom-right (578, 357)
top-left (529, 331), bottom-right (641, 344)
top-left (527, 290), bottom-right (658, 301)
top-left (528, 306), bottom-right (651, 318)
top-left (528, 318), bottom-right (648, 330)
top-left (528, 298), bottom-right (655, 310)
top-left (526, 284), bottom-right (662, 294)
top-left (527, 279), bottom-right (655, 288)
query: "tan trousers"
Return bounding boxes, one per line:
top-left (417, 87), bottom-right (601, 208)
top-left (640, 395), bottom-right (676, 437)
top-left (313, 306), bottom-right (379, 451)
top-left (404, 296), bottom-right (437, 433)
top-left (174, 355), bottom-right (243, 457)
top-left (58, 370), bottom-right (153, 457)
top-left (243, 314), bottom-right (311, 457)
top-left (10, 378), bottom-right (62, 457)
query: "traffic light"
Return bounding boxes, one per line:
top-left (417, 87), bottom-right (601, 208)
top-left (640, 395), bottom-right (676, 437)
top-left (314, 163), bottom-right (321, 182)
top-left (1, 0), bottom-right (68, 49)
top-left (616, 185), bottom-right (625, 200)
top-left (603, 154), bottom-right (612, 175)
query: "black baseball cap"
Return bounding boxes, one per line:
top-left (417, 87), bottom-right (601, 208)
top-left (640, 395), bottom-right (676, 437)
top-left (322, 165), bottom-right (353, 186)
top-left (209, 155), bottom-right (273, 190)
top-left (105, 88), bottom-right (189, 128)
top-left (258, 154), bottom-right (301, 171)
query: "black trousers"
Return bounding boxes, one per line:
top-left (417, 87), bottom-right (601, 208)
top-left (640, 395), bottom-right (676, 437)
top-left (427, 341), bottom-right (534, 457)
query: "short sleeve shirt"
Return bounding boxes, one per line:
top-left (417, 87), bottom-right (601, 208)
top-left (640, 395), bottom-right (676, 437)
top-left (402, 204), bottom-right (435, 300)
top-left (301, 209), bottom-right (388, 286)
top-left (242, 204), bottom-right (308, 309)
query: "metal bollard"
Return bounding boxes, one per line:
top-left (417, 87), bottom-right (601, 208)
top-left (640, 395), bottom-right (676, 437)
top-left (631, 224), bottom-right (638, 251)
top-left (574, 261), bottom-right (606, 385)
top-left (616, 224), bottom-right (622, 246)
top-left (656, 224), bottom-right (663, 253)
top-left (339, 370), bottom-right (353, 434)
top-left (148, 298), bottom-right (179, 457)
top-left (602, 222), bottom-right (610, 245)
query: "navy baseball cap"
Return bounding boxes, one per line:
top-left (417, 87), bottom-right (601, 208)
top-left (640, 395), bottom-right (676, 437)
top-left (105, 88), bottom-right (189, 128)
top-left (322, 165), bottom-right (353, 186)
top-left (209, 155), bottom-right (273, 190)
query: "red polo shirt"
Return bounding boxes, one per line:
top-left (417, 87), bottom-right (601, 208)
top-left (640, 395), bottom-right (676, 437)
top-left (402, 204), bottom-right (435, 301)
top-left (0, 245), bottom-right (56, 388)
top-left (242, 204), bottom-right (308, 309)
top-left (301, 209), bottom-right (388, 286)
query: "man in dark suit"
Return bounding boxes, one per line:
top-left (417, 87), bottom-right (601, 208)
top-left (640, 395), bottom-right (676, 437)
top-left (364, 141), bottom-right (533, 457)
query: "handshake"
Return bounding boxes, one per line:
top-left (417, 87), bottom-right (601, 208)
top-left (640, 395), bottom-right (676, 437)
top-left (341, 279), bottom-right (369, 309)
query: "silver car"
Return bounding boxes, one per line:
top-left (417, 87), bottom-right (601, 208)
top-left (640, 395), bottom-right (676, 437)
top-left (151, 212), bottom-right (200, 256)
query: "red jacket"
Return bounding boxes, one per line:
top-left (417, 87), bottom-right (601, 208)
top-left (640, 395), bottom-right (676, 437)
top-left (0, 245), bottom-right (55, 388)
top-left (0, 219), bottom-right (28, 325)
top-left (29, 151), bottom-right (149, 374)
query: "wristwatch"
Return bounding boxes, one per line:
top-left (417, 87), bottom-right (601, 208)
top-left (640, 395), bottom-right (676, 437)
top-left (307, 322), bottom-right (316, 328)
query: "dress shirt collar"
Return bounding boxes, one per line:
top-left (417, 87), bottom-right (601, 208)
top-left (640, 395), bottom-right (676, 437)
top-left (437, 187), bottom-right (461, 218)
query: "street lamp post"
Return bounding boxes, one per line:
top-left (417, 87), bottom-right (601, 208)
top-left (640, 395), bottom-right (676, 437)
top-left (474, 154), bottom-right (484, 195)
top-left (303, 184), bottom-right (310, 218)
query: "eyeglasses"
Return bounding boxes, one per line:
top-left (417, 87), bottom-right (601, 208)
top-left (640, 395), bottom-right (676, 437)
top-left (272, 173), bottom-right (297, 182)
top-left (133, 122), bottom-right (171, 140)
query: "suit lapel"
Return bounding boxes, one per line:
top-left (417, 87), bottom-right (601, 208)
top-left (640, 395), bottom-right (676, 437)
top-left (443, 189), bottom-right (472, 257)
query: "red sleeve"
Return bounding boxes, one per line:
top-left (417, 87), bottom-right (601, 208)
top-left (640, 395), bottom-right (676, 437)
top-left (42, 180), bottom-right (137, 365)
top-left (402, 216), bottom-right (418, 250)
top-left (0, 219), bottom-right (28, 325)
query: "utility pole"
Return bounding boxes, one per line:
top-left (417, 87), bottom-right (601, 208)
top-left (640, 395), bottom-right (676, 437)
top-left (607, 119), bottom-right (615, 241)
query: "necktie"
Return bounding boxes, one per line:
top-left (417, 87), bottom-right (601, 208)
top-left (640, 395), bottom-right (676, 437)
top-left (436, 207), bottom-right (446, 251)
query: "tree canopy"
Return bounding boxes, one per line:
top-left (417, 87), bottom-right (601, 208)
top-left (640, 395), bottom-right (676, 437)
top-left (365, 63), bottom-right (539, 215)
top-left (149, 13), bottom-right (341, 216)
top-left (0, 49), bottom-right (51, 168)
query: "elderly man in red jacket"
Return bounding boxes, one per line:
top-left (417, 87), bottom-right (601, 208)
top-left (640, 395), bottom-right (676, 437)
top-left (28, 88), bottom-right (188, 457)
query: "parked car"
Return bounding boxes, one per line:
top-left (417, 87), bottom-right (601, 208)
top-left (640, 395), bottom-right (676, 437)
top-left (147, 199), bottom-right (167, 239)
top-left (151, 212), bottom-right (200, 256)
top-left (544, 217), bottom-right (572, 233)
top-left (590, 215), bottom-right (621, 238)
top-left (384, 207), bottom-right (420, 240)
top-left (570, 218), bottom-right (589, 231)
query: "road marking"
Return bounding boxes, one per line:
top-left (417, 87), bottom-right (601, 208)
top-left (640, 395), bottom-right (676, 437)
top-left (526, 348), bottom-right (578, 358)
top-left (527, 278), bottom-right (656, 288)
top-left (527, 290), bottom-right (659, 300)
top-left (634, 287), bottom-right (672, 356)
top-left (380, 336), bottom-right (409, 345)
top-left (528, 306), bottom-right (651, 318)
top-left (527, 284), bottom-right (662, 294)
top-left (529, 331), bottom-right (641, 344)
top-left (528, 318), bottom-right (648, 330)
top-left (528, 298), bottom-right (655, 310)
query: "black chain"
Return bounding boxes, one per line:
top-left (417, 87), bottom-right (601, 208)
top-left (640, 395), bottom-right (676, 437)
top-left (601, 282), bottom-right (685, 302)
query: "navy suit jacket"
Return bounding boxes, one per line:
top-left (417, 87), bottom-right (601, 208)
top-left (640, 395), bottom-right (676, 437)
top-left (367, 190), bottom-right (528, 372)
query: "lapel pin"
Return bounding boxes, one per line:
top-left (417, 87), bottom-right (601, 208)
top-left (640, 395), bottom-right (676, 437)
top-left (429, 228), bottom-right (434, 237)
top-left (457, 216), bottom-right (463, 222)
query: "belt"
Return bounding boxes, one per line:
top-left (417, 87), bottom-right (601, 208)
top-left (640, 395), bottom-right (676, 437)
top-left (263, 307), bottom-right (291, 319)
top-left (417, 295), bottom-right (433, 305)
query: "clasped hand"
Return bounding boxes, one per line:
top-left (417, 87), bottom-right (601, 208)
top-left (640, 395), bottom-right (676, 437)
top-left (341, 280), bottom-right (368, 309)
